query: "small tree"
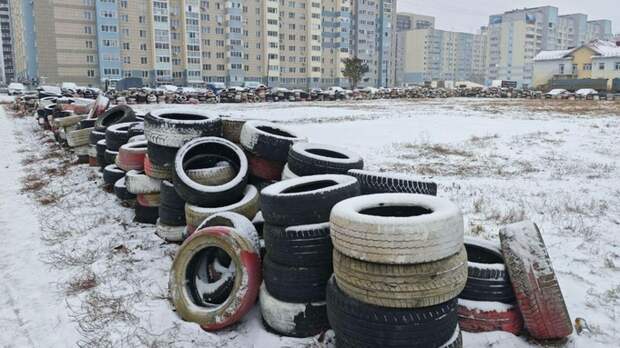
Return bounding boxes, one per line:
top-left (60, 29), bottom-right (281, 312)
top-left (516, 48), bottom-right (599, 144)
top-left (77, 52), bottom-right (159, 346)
top-left (342, 57), bottom-right (369, 89)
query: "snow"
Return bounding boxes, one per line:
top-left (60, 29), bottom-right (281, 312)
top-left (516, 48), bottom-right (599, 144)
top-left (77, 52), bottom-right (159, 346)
top-left (2, 98), bottom-right (620, 347)
top-left (261, 174), bottom-right (356, 197)
top-left (534, 49), bottom-right (572, 61)
top-left (458, 299), bottom-right (515, 313)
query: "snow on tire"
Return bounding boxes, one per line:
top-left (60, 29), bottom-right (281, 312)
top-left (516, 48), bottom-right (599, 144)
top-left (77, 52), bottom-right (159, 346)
top-left (169, 226), bottom-right (261, 331)
top-left (263, 223), bottom-right (332, 267)
top-left (144, 108), bottom-right (222, 148)
top-left (333, 246), bottom-right (467, 308)
top-left (347, 169), bottom-right (438, 196)
top-left (330, 193), bottom-right (463, 264)
top-left (260, 175), bottom-right (360, 226)
top-left (221, 117), bottom-right (246, 144)
top-left (105, 122), bottom-right (141, 151)
top-left (173, 137), bottom-right (249, 207)
top-left (326, 276), bottom-right (458, 348)
top-left (103, 164), bottom-right (125, 186)
top-left (194, 212), bottom-right (261, 255)
top-left (240, 120), bottom-right (307, 162)
top-left (155, 219), bottom-right (186, 243)
top-left (125, 170), bottom-right (163, 194)
top-left (185, 185), bottom-right (259, 232)
top-left (281, 163), bottom-right (299, 180)
top-left (114, 177), bottom-right (136, 202)
top-left (94, 105), bottom-right (137, 131)
top-left (457, 299), bottom-right (523, 335)
top-left (499, 221), bottom-right (573, 339)
top-left (288, 143), bottom-right (364, 176)
top-left (259, 283), bottom-right (329, 338)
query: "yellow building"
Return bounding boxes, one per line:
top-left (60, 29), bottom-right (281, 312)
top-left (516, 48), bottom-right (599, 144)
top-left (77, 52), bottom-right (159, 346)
top-left (533, 40), bottom-right (620, 90)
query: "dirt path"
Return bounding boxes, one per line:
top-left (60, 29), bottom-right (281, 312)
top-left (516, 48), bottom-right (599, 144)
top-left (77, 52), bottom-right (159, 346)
top-left (0, 108), bottom-right (78, 347)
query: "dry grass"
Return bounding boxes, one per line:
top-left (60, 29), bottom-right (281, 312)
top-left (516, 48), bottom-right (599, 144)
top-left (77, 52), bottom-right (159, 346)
top-left (66, 269), bottom-right (98, 295)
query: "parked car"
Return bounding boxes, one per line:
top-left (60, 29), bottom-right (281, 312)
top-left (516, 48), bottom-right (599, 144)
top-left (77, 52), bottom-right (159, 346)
top-left (243, 81), bottom-right (266, 90)
top-left (575, 88), bottom-right (599, 99)
top-left (206, 82), bottom-right (226, 94)
top-left (544, 89), bottom-right (572, 99)
top-left (8, 82), bottom-right (26, 95)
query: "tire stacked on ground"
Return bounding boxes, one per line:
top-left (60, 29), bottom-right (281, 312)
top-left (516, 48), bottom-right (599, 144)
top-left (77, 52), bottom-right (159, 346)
top-left (126, 170), bottom-right (162, 224)
top-left (286, 143), bottom-right (364, 177)
top-left (328, 193), bottom-right (467, 348)
top-left (91, 105), bottom-right (137, 168)
top-left (173, 137), bottom-right (257, 235)
top-left (457, 237), bottom-right (523, 335)
top-left (347, 169), bottom-right (438, 196)
top-left (259, 175), bottom-right (361, 338)
top-left (156, 180), bottom-right (186, 243)
top-left (240, 121), bottom-right (307, 182)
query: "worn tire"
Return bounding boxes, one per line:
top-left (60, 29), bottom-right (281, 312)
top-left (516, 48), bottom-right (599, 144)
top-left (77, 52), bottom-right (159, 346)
top-left (117, 140), bottom-right (147, 172)
top-left (159, 180), bottom-right (186, 226)
top-left (104, 149), bottom-right (118, 166)
top-left (263, 255), bottom-right (332, 303)
top-left (114, 177), bottom-right (136, 202)
top-left (185, 185), bottom-right (259, 230)
top-left (144, 154), bottom-right (173, 180)
top-left (260, 283), bottom-right (329, 338)
top-left (288, 143), bottom-right (364, 176)
top-left (261, 175), bottom-right (360, 226)
top-left (135, 202), bottom-right (159, 224)
top-left (90, 129), bottom-right (106, 146)
top-left (247, 152), bottom-right (284, 181)
top-left (263, 223), bottom-right (332, 267)
top-left (457, 299), bottom-right (523, 335)
top-left (194, 212), bottom-right (261, 255)
top-left (125, 170), bottom-right (163, 194)
top-left (240, 121), bottom-right (307, 162)
top-left (460, 237), bottom-right (515, 303)
top-left (173, 137), bottom-right (249, 207)
top-left (330, 193), bottom-right (463, 264)
top-left (499, 221), bottom-right (573, 339)
top-left (103, 165), bottom-right (125, 186)
top-left (221, 117), bottom-right (246, 144)
top-left (105, 122), bottom-right (140, 151)
top-left (95, 105), bottom-right (136, 131)
top-left (334, 246), bottom-right (467, 308)
top-left (137, 193), bottom-right (161, 207)
top-left (169, 227), bottom-right (261, 331)
top-left (147, 141), bottom-right (178, 169)
top-left (145, 108), bottom-right (222, 148)
top-left (327, 277), bottom-right (458, 348)
top-left (185, 157), bottom-right (236, 186)
top-left (155, 219), bottom-right (186, 243)
top-left (347, 169), bottom-right (437, 196)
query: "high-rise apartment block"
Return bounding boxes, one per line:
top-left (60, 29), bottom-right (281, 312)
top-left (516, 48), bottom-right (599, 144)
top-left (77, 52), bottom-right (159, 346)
top-left (0, 0), bottom-right (14, 84)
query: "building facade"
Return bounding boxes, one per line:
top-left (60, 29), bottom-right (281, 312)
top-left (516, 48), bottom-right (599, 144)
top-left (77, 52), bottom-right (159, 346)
top-left (0, 0), bottom-right (13, 84)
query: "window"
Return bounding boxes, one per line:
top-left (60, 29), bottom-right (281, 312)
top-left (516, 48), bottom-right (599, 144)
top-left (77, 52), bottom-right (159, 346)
top-left (583, 63), bottom-right (592, 71)
top-left (599, 63), bottom-right (605, 70)
top-left (87, 69), bottom-right (95, 77)
top-left (86, 55), bottom-right (94, 63)
top-left (615, 62), bottom-right (620, 70)
top-left (559, 64), bottom-right (564, 74)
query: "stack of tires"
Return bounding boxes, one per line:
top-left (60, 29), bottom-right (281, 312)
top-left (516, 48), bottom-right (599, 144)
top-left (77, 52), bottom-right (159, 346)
top-left (259, 175), bottom-right (361, 338)
top-left (240, 121), bottom-right (306, 186)
top-left (457, 237), bottom-right (523, 335)
top-left (283, 143), bottom-right (364, 179)
top-left (328, 193), bottom-right (467, 348)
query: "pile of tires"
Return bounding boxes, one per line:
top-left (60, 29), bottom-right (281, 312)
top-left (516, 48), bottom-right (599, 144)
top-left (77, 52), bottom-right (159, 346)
top-left (259, 175), bottom-right (361, 338)
top-left (457, 237), bottom-right (523, 335)
top-left (284, 143), bottom-right (364, 178)
top-left (328, 193), bottom-right (467, 348)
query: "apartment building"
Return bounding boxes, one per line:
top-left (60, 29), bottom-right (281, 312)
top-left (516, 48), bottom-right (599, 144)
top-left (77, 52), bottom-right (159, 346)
top-left (471, 26), bottom-right (488, 84)
top-left (487, 6), bottom-right (614, 87)
top-left (322, 0), bottom-right (351, 87)
top-left (0, 0), bottom-right (14, 83)
top-left (393, 12), bottom-right (434, 86)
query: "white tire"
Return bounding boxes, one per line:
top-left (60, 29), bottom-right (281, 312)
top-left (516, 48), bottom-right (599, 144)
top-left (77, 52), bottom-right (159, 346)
top-left (185, 185), bottom-right (259, 229)
top-left (125, 170), bottom-right (163, 194)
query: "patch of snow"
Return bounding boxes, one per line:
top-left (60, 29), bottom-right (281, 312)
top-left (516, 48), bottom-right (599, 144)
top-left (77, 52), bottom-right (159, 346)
top-left (458, 299), bottom-right (515, 313)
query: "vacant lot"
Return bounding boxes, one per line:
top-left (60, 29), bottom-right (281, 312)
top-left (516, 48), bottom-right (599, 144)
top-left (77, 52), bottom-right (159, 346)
top-left (2, 98), bottom-right (619, 347)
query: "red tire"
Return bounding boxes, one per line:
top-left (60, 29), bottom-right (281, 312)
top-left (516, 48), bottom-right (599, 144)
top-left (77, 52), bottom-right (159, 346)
top-left (500, 221), bottom-right (573, 339)
top-left (457, 300), bottom-right (523, 335)
top-left (144, 154), bottom-right (173, 180)
top-left (137, 193), bottom-right (161, 207)
top-left (247, 152), bottom-right (284, 181)
top-left (117, 141), bottom-right (147, 171)
top-left (169, 226), bottom-right (261, 331)
top-left (88, 156), bottom-right (99, 167)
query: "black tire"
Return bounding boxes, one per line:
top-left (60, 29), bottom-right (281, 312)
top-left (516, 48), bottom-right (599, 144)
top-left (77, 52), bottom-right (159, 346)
top-left (147, 142), bottom-right (179, 168)
top-left (240, 121), bottom-right (306, 162)
top-left (80, 119), bottom-right (96, 129)
top-left (327, 277), bottom-right (458, 348)
top-left (263, 223), bottom-right (332, 267)
top-left (103, 165), bottom-right (125, 186)
top-left (159, 180), bottom-right (186, 226)
top-left (144, 109), bottom-right (222, 148)
top-left (96, 139), bottom-right (107, 168)
top-left (347, 169), bottom-right (437, 196)
top-left (105, 122), bottom-right (140, 151)
top-left (288, 143), bottom-right (364, 176)
top-left (104, 149), bottom-right (118, 166)
top-left (459, 237), bottom-right (516, 304)
top-left (95, 105), bottom-right (136, 131)
top-left (127, 122), bottom-right (145, 138)
top-left (260, 175), bottom-right (360, 226)
top-left (173, 137), bottom-right (249, 207)
top-left (263, 255), bottom-right (332, 302)
top-left (89, 130), bottom-right (106, 146)
top-left (135, 203), bottom-right (159, 224)
top-left (114, 177), bottom-right (136, 201)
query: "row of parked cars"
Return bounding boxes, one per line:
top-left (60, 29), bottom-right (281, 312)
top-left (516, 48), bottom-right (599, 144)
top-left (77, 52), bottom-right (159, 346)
top-left (544, 88), bottom-right (617, 100)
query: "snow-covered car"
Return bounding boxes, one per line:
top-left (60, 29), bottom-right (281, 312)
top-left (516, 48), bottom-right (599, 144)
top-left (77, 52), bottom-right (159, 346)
top-left (61, 82), bottom-right (79, 94)
top-left (37, 85), bottom-right (62, 98)
top-left (575, 88), bottom-right (599, 99)
top-left (8, 83), bottom-right (26, 95)
top-left (544, 89), bottom-right (571, 99)
top-left (243, 81), bottom-right (266, 90)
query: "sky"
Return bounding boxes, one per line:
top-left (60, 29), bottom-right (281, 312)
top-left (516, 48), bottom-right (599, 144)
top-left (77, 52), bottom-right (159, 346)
top-left (397, 0), bottom-right (618, 34)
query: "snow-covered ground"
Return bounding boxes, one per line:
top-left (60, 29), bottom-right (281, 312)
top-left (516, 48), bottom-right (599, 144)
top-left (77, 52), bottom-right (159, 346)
top-left (1, 98), bottom-right (619, 347)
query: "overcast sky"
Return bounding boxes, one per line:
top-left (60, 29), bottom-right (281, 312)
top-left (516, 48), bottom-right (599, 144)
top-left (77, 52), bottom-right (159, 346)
top-left (397, 0), bottom-right (618, 34)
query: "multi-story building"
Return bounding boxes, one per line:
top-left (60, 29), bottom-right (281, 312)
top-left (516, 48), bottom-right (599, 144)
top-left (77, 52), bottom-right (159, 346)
top-left (471, 26), bottom-right (488, 84)
top-left (322, 0), bottom-right (351, 87)
top-left (393, 13), bottom-right (435, 86)
top-left (0, 0), bottom-right (14, 84)
top-left (487, 6), bottom-right (614, 87)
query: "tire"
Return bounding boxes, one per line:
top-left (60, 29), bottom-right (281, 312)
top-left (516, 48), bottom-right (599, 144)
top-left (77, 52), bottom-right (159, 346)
top-left (333, 246), bottom-right (467, 308)
top-left (457, 299), bottom-right (523, 335)
top-left (440, 327), bottom-right (463, 348)
top-left (327, 277), bottom-right (458, 348)
top-left (288, 143), bottom-right (364, 176)
top-left (144, 154), bottom-right (173, 180)
top-left (221, 117), bottom-right (246, 144)
top-left (263, 223), bottom-right (332, 267)
top-left (127, 122), bottom-right (144, 138)
top-left (169, 227), bottom-right (261, 331)
top-left (347, 169), bottom-right (437, 196)
top-left (117, 140), bottom-right (147, 172)
top-left (105, 122), bottom-right (140, 151)
top-left (185, 185), bottom-right (259, 230)
top-left (95, 105), bottom-right (136, 131)
top-left (263, 255), bottom-right (332, 302)
top-left (147, 142), bottom-right (178, 168)
top-left (159, 180), bottom-right (186, 227)
top-left (137, 193), bottom-right (161, 207)
top-left (247, 152), bottom-right (284, 181)
top-left (89, 130), bottom-right (106, 146)
top-left (155, 219), bottom-right (186, 243)
top-left (135, 202), bottom-right (159, 224)
top-left (66, 127), bottom-right (93, 148)
top-left (260, 175), bottom-right (360, 226)
top-left (114, 177), bottom-right (136, 202)
top-left (104, 149), bottom-right (118, 166)
top-left (144, 108), bottom-right (222, 148)
top-left (103, 165), bottom-right (125, 186)
top-left (499, 221), bottom-right (572, 339)
top-left (460, 237), bottom-right (515, 303)
top-left (240, 120), bottom-right (307, 162)
top-left (125, 170), bottom-right (163, 194)
top-left (187, 161), bottom-right (236, 186)
top-left (173, 137), bottom-right (249, 207)
top-left (330, 193), bottom-right (463, 264)
top-left (281, 163), bottom-right (299, 180)
top-left (96, 139), bottom-right (107, 168)
top-left (259, 283), bottom-right (329, 338)
top-left (80, 118), bottom-right (96, 129)
top-left (194, 212), bottom-right (261, 255)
